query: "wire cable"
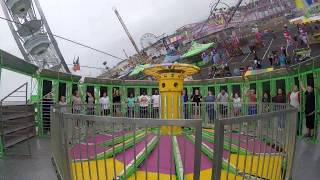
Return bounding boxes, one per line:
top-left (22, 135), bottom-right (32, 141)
top-left (0, 16), bottom-right (125, 61)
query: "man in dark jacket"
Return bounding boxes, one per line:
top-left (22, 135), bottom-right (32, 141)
top-left (300, 82), bottom-right (315, 138)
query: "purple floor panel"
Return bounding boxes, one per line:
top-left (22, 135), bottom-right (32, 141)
top-left (201, 139), bottom-right (230, 159)
top-left (85, 131), bottom-right (129, 144)
top-left (115, 134), bottom-right (155, 165)
top-left (140, 135), bottom-right (176, 174)
top-left (225, 133), bottom-right (277, 153)
top-left (177, 136), bottom-right (212, 174)
top-left (70, 144), bottom-right (109, 160)
top-left (86, 134), bottom-right (113, 144)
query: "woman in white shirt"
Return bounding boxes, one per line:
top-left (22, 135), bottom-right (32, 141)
top-left (288, 85), bottom-right (301, 135)
top-left (100, 92), bottom-right (110, 116)
top-left (139, 91), bottom-right (150, 118)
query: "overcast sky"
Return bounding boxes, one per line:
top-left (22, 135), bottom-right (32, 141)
top-left (0, 0), bottom-right (219, 97)
top-left (0, 0), bottom-right (215, 69)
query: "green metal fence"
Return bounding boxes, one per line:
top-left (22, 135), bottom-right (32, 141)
top-left (0, 50), bottom-right (319, 143)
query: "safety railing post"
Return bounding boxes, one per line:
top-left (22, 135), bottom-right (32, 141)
top-left (212, 118), bottom-right (224, 180)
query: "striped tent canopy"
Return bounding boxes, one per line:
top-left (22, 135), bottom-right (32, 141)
top-left (244, 68), bottom-right (274, 77)
top-left (289, 15), bottom-right (320, 24)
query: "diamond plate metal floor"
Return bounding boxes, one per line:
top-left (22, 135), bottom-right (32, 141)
top-left (0, 137), bottom-right (57, 180)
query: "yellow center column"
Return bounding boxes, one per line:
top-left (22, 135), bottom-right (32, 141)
top-left (159, 73), bottom-right (184, 135)
top-left (143, 63), bottom-right (200, 135)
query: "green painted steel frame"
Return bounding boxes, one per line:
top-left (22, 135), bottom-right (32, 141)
top-left (0, 49), bottom-right (319, 142)
top-left (21, 65), bottom-right (320, 142)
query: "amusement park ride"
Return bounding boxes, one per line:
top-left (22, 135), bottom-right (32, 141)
top-left (0, 0), bottom-right (319, 180)
top-left (0, 0), bottom-right (70, 72)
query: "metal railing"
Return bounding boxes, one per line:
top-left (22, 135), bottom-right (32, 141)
top-left (0, 82), bottom-right (28, 105)
top-left (58, 101), bottom-right (289, 125)
top-left (51, 107), bottom-right (202, 180)
top-left (33, 91), bottom-right (54, 136)
top-left (51, 101), bottom-right (296, 180)
top-left (213, 107), bottom-right (297, 180)
top-left (0, 82), bottom-right (34, 156)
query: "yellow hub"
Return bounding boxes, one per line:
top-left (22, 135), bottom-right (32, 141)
top-left (143, 63), bottom-right (200, 135)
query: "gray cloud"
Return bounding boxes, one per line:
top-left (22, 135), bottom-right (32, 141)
top-left (1, 0), bottom-right (213, 69)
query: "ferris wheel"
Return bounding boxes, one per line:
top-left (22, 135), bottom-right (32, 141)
top-left (140, 33), bottom-right (158, 49)
top-left (0, 0), bottom-right (70, 72)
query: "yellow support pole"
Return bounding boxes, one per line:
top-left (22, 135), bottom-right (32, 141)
top-left (144, 63), bottom-right (199, 135)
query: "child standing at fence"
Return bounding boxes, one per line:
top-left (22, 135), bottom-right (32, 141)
top-left (139, 91), bottom-right (150, 118)
top-left (273, 88), bottom-right (286, 130)
top-left (247, 89), bottom-right (257, 115)
top-left (191, 89), bottom-right (202, 119)
top-left (217, 89), bottom-right (228, 118)
top-left (126, 93), bottom-right (136, 118)
top-left (151, 90), bottom-right (160, 118)
top-left (100, 92), bottom-right (110, 116)
top-left (262, 92), bottom-right (270, 112)
top-left (86, 92), bottom-right (95, 115)
top-left (72, 90), bottom-right (81, 114)
top-left (59, 96), bottom-right (67, 113)
top-left (232, 93), bottom-right (241, 116)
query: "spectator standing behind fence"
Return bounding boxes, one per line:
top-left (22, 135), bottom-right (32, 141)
top-left (232, 93), bottom-right (241, 116)
top-left (182, 90), bottom-right (189, 119)
top-left (204, 90), bottom-right (215, 124)
top-left (191, 89), bottom-right (202, 119)
top-left (288, 85), bottom-right (301, 136)
top-left (139, 91), bottom-right (150, 118)
top-left (151, 90), bottom-right (160, 118)
top-left (284, 25), bottom-right (293, 56)
top-left (262, 92), bottom-right (270, 112)
top-left (217, 89), bottom-right (228, 118)
top-left (300, 82), bottom-right (315, 138)
top-left (247, 89), bottom-right (257, 115)
top-left (273, 88), bottom-right (286, 130)
top-left (72, 90), bottom-right (81, 114)
top-left (268, 52), bottom-right (273, 67)
top-left (59, 96), bottom-right (67, 113)
top-left (279, 53), bottom-right (286, 67)
top-left (86, 92), bottom-right (95, 115)
top-left (299, 26), bottom-right (309, 48)
top-left (112, 89), bottom-right (121, 117)
top-left (100, 92), bottom-right (110, 116)
top-left (127, 93), bottom-right (136, 118)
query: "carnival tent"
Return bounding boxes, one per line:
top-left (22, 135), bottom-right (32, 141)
top-left (181, 41), bottom-right (216, 59)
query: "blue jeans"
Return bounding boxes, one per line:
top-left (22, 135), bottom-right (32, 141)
top-left (248, 106), bottom-right (257, 115)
